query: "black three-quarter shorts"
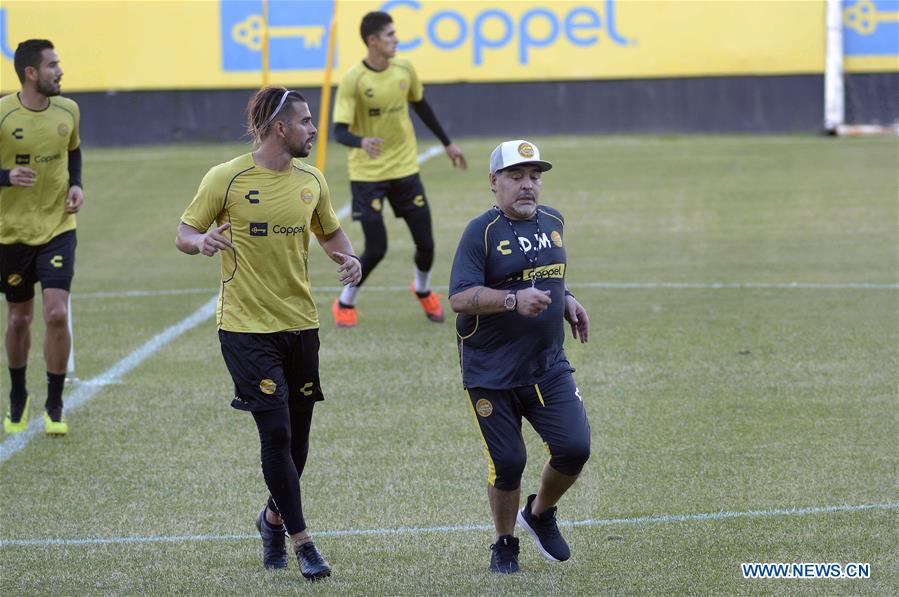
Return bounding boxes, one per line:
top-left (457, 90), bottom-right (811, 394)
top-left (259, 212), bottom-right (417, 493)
top-left (218, 329), bottom-right (324, 412)
top-left (350, 173), bottom-right (428, 222)
top-left (0, 229), bottom-right (77, 303)
top-left (467, 371), bottom-right (592, 491)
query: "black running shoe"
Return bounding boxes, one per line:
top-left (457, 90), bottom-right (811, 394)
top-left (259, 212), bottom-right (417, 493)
top-left (255, 508), bottom-right (288, 570)
top-left (489, 534), bottom-right (520, 573)
top-left (517, 493), bottom-right (570, 562)
top-left (296, 541), bottom-right (331, 580)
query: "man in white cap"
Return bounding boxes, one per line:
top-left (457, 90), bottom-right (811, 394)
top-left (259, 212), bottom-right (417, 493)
top-left (448, 140), bottom-right (591, 573)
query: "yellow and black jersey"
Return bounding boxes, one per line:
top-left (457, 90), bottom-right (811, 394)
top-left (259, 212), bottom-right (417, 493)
top-left (0, 93), bottom-right (80, 245)
top-left (449, 205), bottom-right (571, 389)
top-left (181, 153), bottom-right (341, 333)
top-left (333, 58), bottom-right (424, 182)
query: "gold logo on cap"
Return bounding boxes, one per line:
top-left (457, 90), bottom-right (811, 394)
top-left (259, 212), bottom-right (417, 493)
top-left (300, 188), bottom-right (314, 204)
top-left (259, 379), bottom-right (277, 395)
top-left (7, 274), bottom-right (22, 286)
top-left (551, 230), bottom-right (563, 247)
top-left (475, 399), bottom-right (493, 417)
top-left (517, 142), bottom-right (534, 158)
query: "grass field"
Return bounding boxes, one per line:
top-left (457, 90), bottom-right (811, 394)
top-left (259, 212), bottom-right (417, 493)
top-left (1, 134), bottom-right (897, 595)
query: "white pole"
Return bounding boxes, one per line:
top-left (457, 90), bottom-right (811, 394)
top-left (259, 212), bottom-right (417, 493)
top-left (824, 0), bottom-right (845, 132)
top-left (66, 293), bottom-right (77, 382)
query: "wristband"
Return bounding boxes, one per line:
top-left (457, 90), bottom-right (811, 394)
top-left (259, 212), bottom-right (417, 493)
top-left (348, 254), bottom-right (361, 263)
top-left (564, 289), bottom-right (575, 299)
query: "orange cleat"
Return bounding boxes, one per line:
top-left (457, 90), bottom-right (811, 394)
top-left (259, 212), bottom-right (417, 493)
top-left (332, 299), bottom-right (358, 328)
top-left (411, 285), bottom-right (445, 323)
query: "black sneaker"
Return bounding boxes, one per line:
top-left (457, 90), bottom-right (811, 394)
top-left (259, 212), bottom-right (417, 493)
top-left (296, 541), bottom-right (331, 580)
top-left (517, 493), bottom-right (570, 562)
top-left (489, 535), bottom-right (520, 573)
top-left (255, 508), bottom-right (288, 570)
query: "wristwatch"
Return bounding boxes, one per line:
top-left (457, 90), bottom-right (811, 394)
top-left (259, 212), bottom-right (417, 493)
top-left (504, 291), bottom-right (517, 312)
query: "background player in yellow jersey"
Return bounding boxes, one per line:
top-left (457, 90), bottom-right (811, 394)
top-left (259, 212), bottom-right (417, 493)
top-left (1, 39), bottom-right (83, 437)
top-left (176, 87), bottom-right (361, 580)
top-left (331, 10), bottom-right (467, 327)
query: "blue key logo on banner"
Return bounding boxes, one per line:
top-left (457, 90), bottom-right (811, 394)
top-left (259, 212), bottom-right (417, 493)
top-left (221, 0), bottom-right (335, 71)
top-left (843, 0), bottom-right (899, 56)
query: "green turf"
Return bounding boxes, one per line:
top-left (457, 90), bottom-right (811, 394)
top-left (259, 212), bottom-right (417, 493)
top-left (1, 135), bottom-right (897, 594)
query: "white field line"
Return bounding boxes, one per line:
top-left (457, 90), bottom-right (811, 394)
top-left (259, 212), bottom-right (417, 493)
top-left (76, 281), bottom-right (899, 299)
top-left (1, 147), bottom-right (446, 462)
top-left (0, 297), bottom-right (218, 465)
top-left (1, 501), bottom-right (895, 547)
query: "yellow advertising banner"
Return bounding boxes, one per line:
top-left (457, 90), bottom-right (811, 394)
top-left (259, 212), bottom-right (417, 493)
top-left (0, 0), bottom-right (891, 94)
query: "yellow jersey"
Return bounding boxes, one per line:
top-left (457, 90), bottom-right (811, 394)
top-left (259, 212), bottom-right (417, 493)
top-left (0, 93), bottom-right (81, 245)
top-left (333, 58), bottom-right (424, 182)
top-left (181, 153), bottom-right (341, 333)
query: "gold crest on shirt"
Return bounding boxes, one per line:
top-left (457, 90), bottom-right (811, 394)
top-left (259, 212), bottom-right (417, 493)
top-left (517, 142), bottom-right (534, 158)
top-left (300, 188), bottom-right (314, 204)
top-left (259, 379), bottom-right (277, 395)
top-left (7, 274), bottom-right (22, 286)
top-left (476, 399), bottom-right (493, 417)
top-left (57, 123), bottom-right (69, 136)
top-left (551, 230), bottom-right (563, 247)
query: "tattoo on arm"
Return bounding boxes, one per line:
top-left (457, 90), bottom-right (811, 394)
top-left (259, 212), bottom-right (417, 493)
top-left (468, 288), bottom-right (484, 308)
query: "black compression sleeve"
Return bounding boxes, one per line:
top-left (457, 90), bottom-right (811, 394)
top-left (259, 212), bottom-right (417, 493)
top-left (333, 123), bottom-right (363, 148)
top-left (0, 169), bottom-right (10, 186)
top-left (67, 147), bottom-right (82, 188)
top-left (411, 98), bottom-right (451, 146)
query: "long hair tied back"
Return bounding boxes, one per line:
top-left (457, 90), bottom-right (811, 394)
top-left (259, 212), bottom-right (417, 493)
top-left (247, 87), bottom-right (307, 143)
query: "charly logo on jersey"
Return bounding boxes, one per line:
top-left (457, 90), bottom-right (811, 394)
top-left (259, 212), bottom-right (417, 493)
top-left (551, 230), bottom-right (563, 247)
top-left (300, 382), bottom-right (314, 396)
top-left (522, 263), bottom-right (566, 281)
top-left (364, 88), bottom-right (374, 98)
top-left (412, 194), bottom-right (425, 207)
top-left (259, 379), bottom-right (277, 395)
top-left (50, 255), bottom-right (63, 268)
top-left (12, 128), bottom-right (23, 139)
top-left (300, 188), bottom-right (314, 204)
top-left (57, 123), bottom-right (69, 136)
top-left (15, 154), bottom-right (29, 164)
top-left (496, 240), bottom-right (512, 255)
top-left (245, 190), bottom-right (260, 204)
top-left (249, 222), bottom-right (268, 236)
top-left (475, 399), bottom-right (493, 417)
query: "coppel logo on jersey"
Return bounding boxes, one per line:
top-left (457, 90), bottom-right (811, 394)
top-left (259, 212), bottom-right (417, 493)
top-left (220, 0), bottom-right (335, 72)
top-left (249, 222), bottom-right (268, 236)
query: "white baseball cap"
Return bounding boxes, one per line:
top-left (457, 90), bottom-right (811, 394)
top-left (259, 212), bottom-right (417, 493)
top-left (489, 139), bottom-right (553, 174)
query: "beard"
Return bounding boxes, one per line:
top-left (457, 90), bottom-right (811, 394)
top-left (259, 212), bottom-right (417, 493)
top-left (509, 198), bottom-right (537, 219)
top-left (288, 139), bottom-right (311, 158)
top-left (36, 78), bottom-right (60, 97)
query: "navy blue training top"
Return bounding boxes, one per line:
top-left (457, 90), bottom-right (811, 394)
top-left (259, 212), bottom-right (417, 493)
top-left (449, 205), bottom-right (572, 389)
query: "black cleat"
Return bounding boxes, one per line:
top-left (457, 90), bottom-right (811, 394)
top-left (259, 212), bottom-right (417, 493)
top-left (255, 508), bottom-right (288, 570)
top-left (296, 541), bottom-right (331, 580)
top-left (489, 534), bottom-right (520, 573)
top-left (517, 493), bottom-right (570, 562)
